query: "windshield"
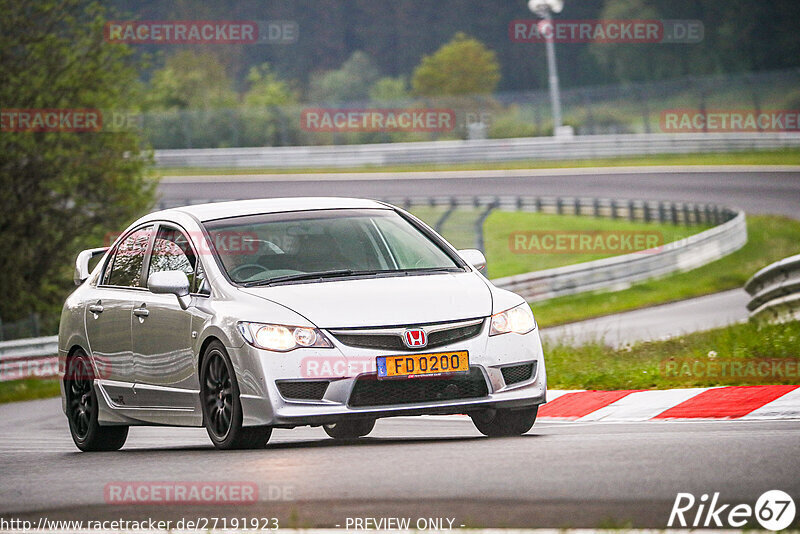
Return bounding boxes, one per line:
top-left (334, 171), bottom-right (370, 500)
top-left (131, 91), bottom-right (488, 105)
top-left (203, 208), bottom-right (462, 284)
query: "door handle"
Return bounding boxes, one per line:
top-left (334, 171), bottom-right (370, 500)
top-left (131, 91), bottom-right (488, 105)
top-left (133, 306), bottom-right (149, 318)
top-left (88, 303), bottom-right (104, 314)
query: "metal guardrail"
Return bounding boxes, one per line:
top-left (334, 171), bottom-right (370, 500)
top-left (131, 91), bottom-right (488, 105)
top-left (3, 195), bottom-right (746, 381)
top-left (153, 132), bottom-right (800, 168)
top-left (745, 254), bottom-right (800, 323)
top-left (0, 335), bottom-right (58, 382)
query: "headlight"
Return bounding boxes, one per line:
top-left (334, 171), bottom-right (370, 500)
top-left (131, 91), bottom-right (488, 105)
top-left (490, 303), bottom-right (537, 336)
top-left (237, 322), bottom-right (333, 351)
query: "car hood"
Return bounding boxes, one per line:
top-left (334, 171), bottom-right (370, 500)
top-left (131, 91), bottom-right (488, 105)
top-left (240, 271), bottom-right (492, 328)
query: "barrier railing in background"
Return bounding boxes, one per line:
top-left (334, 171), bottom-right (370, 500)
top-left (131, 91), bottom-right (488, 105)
top-left (0, 336), bottom-right (59, 382)
top-left (153, 132), bottom-right (800, 169)
top-left (745, 254), bottom-right (800, 323)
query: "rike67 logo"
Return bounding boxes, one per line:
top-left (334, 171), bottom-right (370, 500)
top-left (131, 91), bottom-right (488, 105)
top-left (669, 490), bottom-right (796, 530)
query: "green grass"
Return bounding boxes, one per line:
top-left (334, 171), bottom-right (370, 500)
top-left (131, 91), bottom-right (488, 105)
top-left (0, 378), bottom-right (60, 404)
top-left (483, 211), bottom-right (708, 277)
top-left (545, 319), bottom-right (800, 390)
top-left (157, 148), bottom-right (800, 176)
top-left (532, 215), bottom-right (800, 327)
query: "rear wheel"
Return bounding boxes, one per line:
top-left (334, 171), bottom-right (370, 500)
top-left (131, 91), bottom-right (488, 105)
top-left (470, 406), bottom-right (538, 437)
top-left (201, 341), bottom-right (272, 449)
top-left (323, 419), bottom-right (375, 439)
top-left (65, 351), bottom-right (128, 452)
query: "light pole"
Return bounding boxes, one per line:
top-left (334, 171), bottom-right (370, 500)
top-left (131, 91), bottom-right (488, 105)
top-left (528, 0), bottom-right (567, 136)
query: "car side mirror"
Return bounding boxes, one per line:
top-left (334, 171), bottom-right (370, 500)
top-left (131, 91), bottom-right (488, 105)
top-left (74, 247), bottom-right (109, 286)
top-left (148, 270), bottom-right (192, 310)
top-left (458, 249), bottom-right (487, 271)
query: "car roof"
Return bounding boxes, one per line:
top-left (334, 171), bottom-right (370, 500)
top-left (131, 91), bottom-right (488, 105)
top-left (165, 197), bottom-right (391, 222)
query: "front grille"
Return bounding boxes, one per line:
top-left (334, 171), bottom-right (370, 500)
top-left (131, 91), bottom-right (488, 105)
top-left (276, 380), bottom-right (329, 400)
top-left (332, 320), bottom-right (484, 352)
top-left (501, 362), bottom-right (536, 385)
top-left (334, 333), bottom-right (405, 351)
top-left (428, 323), bottom-right (483, 347)
top-left (348, 367), bottom-right (489, 407)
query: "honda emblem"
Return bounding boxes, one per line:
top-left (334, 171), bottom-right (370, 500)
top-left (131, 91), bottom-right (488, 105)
top-left (403, 329), bottom-right (427, 348)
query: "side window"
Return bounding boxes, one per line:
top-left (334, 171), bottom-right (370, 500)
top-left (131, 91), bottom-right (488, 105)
top-left (148, 226), bottom-right (206, 293)
top-left (103, 226), bottom-right (153, 287)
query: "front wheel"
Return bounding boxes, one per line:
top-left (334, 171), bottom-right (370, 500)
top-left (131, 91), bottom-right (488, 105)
top-left (65, 351), bottom-right (128, 452)
top-left (470, 406), bottom-right (538, 437)
top-left (323, 419), bottom-right (375, 439)
top-left (201, 341), bottom-right (272, 450)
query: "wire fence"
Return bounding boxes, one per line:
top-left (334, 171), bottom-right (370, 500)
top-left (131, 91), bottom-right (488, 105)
top-left (0, 313), bottom-right (60, 342)
top-left (135, 68), bottom-right (800, 149)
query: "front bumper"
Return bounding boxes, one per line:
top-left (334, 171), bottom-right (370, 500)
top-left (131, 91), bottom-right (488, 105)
top-left (231, 321), bottom-right (547, 427)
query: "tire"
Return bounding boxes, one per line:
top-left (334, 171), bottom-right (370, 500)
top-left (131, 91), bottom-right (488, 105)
top-left (65, 351), bottom-right (128, 452)
top-left (200, 341), bottom-right (271, 450)
top-left (323, 419), bottom-right (375, 439)
top-left (470, 406), bottom-right (538, 437)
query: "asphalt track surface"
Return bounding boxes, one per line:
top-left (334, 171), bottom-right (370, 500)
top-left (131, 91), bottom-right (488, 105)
top-left (541, 288), bottom-right (749, 347)
top-left (1, 398), bottom-right (799, 529)
top-left (159, 167), bottom-right (800, 219)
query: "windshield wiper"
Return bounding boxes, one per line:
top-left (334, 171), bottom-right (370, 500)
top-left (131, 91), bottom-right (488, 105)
top-left (242, 269), bottom-right (356, 287)
top-left (242, 266), bottom-right (462, 287)
top-left (400, 267), bottom-right (462, 273)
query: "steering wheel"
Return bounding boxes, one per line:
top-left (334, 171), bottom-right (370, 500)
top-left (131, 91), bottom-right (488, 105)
top-left (229, 263), bottom-right (270, 281)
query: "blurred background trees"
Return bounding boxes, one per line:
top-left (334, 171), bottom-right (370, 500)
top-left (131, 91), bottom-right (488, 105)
top-left (0, 0), bottom-right (155, 324)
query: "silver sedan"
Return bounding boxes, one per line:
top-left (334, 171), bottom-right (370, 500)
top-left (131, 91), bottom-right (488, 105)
top-left (59, 198), bottom-right (546, 451)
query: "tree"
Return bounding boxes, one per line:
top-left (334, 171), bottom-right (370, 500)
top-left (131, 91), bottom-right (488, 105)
top-left (0, 0), bottom-right (155, 321)
top-left (308, 51), bottom-right (381, 103)
top-left (369, 77), bottom-right (411, 103)
top-left (144, 51), bottom-right (237, 110)
top-left (141, 51), bottom-right (239, 148)
top-left (241, 63), bottom-right (299, 146)
top-left (411, 33), bottom-right (501, 96)
top-left (589, 0), bottom-right (679, 82)
top-left (243, 64), bottom-right (297, 108)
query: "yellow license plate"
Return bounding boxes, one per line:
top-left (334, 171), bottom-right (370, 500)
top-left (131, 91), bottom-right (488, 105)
top-left (377, 351), bottom-right (469, 379)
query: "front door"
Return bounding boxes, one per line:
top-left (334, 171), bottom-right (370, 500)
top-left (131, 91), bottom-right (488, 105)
top-left (131, 224), bottom-right (200, 409)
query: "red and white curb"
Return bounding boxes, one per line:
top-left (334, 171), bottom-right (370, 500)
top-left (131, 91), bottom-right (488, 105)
top-left (421, 385), bottom-right (800, 423)
top-left (539, 385), bottom-right (800, 421)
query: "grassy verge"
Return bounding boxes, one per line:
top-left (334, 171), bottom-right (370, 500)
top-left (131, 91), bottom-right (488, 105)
top-left (157, 148), bottom-right (800, 176)
top-left (0, 378), bottom-right (60, 404)
top-left (533, 215), bottom-right (800, 328)
top-left (545, 319), bottom-right (800, 390)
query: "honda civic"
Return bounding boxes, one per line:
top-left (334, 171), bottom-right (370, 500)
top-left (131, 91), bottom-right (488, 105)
top-left (59, 198), bottom-right (546, 450)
